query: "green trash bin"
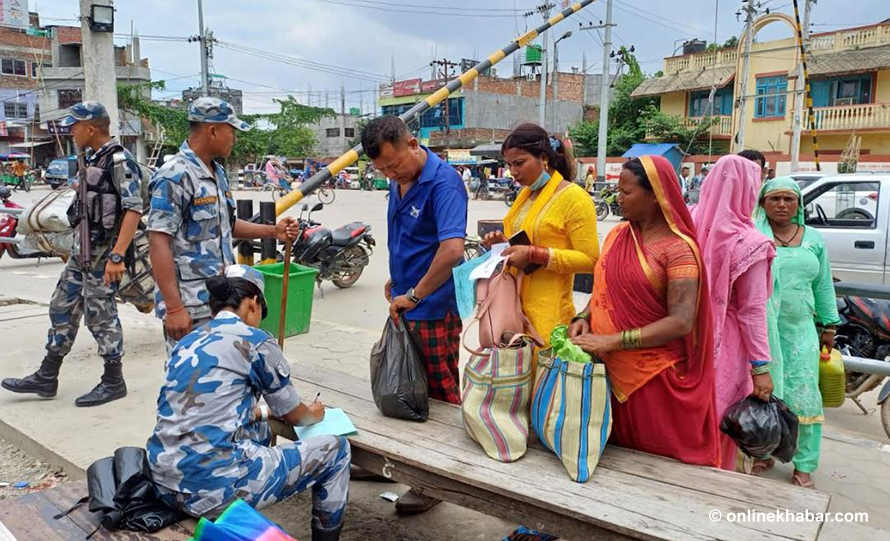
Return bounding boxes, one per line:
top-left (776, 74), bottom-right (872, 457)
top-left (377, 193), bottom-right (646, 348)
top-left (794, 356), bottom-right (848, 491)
top-left (254, 262), bottom-right (318, 338)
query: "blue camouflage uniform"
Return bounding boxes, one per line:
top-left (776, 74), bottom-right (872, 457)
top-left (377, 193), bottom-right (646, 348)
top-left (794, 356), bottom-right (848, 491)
top-left (147, 266), bottom-right (350, 531)
top-left (47, 103), bottom-right (143, 363)
top-left (147, 97), bottom-right (250, 352)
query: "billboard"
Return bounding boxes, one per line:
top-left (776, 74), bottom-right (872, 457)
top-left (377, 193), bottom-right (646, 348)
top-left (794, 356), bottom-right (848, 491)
top-left (393, 79), bottom-right (422, 97)
top-left (460, 59), bottom-right (491, 77)
top-left (0, 0), bottom-right (29, 29)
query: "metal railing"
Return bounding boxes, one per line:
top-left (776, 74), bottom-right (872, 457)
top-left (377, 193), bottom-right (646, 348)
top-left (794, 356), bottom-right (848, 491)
top-left (811, 103), bottom-right (890, 132)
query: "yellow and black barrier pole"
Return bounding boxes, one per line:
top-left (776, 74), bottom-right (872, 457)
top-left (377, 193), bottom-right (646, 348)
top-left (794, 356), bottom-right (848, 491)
top-left (272, 0), bottom-right (598, 218)
top-left (791, 0), bottom-right (820, 171)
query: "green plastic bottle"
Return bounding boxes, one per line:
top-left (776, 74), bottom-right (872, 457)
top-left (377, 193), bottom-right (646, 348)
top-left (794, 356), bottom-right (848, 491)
top-left (819, 347), bottom-right (846, 408)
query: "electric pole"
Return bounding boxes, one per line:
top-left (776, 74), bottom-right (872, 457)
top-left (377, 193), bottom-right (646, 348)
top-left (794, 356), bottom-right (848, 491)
top-left (580, 0), bottom-right (614, 180)
top-left (735, 0), bottom-right (758, 151)
top-left (196, 0), bottom-right (209, 95)
top-left (340, 85), bottom-right (346, 152)
top-left (430, 59), bottom-right (458, 133)
top-left (79, 0), bottom-right (119, 136)
top-left (790, 0), bottom-right (812, 171)
top-left (529, 3), bottom-right (555, 128)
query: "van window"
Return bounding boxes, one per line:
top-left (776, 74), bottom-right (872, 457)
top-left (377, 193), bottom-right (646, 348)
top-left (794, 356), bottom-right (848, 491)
top-left (804, 182), bottom-right (879, 229)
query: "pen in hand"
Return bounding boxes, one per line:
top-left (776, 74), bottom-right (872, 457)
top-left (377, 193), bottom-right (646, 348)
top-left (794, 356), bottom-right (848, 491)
top-left (313, 392), bottom-right (321, 403)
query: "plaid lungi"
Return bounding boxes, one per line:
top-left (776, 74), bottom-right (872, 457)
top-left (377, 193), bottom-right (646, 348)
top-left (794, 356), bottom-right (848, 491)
top-left (407, 311), bottom-right (462, 405)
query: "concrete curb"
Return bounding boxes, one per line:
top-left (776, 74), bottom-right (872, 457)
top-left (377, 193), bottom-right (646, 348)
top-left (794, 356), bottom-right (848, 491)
top-left (0, 415), bottom-right (86, 479)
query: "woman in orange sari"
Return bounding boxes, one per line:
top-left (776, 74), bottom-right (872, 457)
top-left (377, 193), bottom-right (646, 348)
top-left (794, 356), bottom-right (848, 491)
top-left (569, 156), bottom-right (720, 467)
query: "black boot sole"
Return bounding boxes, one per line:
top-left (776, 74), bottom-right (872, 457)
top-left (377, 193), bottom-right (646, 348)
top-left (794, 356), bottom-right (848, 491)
top-left (74, 387), bottom-right (127, 408)
top-left (0, 380), bottom-right (57, 398)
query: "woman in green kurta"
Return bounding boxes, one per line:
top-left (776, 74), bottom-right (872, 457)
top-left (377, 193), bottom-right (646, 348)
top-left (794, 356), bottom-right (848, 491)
top-left (754, 177), bottom-right (840, 488)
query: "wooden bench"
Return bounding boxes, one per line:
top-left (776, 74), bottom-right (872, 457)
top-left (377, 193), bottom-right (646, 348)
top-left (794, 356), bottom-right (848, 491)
top-left (0, 364), bottom-right (832, 540)
top-left (296, 365), bottom-right (831, 541)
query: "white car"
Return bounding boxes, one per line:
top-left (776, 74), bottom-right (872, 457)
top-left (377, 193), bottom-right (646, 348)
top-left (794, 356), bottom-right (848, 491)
top-left (800, 174), bottom-right (887, 284)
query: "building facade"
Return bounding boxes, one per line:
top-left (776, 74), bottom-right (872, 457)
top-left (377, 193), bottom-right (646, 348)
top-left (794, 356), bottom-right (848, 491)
top-left (310, 113), bottom-right (362, 157)
top-left (378, 71), bottom-right (610, 146)
top-left (38, 28), bottom-right (152, 161)
top-left (632, 15), bottom-right (890, 171)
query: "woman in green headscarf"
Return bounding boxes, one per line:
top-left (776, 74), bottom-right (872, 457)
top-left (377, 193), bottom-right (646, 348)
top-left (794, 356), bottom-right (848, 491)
top-left (754, 177), bottom-right (840, 488)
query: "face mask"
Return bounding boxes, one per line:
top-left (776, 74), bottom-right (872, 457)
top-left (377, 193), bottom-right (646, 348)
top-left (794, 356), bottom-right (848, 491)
top-left (530, 169), bottom-right (551, 191)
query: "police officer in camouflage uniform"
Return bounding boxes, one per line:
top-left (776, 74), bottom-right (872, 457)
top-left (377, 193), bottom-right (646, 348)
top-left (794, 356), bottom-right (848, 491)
top-left (148, 265), bottom-right (350, 540)
top-left (1, 102), bottom-right (144, 407)
top-left (148, 97), bottom-right (297, 353)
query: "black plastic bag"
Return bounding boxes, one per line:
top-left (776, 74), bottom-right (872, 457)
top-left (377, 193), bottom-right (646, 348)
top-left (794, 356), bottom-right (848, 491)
top-left (370, 316), bottom-right (429, 421)
top-left (771, 397), bottom-right (800, 463)
top-left (720, 395), bottom-right (782, 459)
top-left (59, 447), bottom-right (184, 535)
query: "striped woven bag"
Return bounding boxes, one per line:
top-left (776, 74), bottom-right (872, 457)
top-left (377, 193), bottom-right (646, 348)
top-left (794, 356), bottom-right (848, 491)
top-left (531, 351), bottom-right (612, 482)
top-left (461, 339), bottom-right (534, 463)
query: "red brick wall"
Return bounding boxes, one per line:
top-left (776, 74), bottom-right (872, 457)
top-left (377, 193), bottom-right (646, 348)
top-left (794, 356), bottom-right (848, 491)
top-left (0, 25), bottom-right (81, 92)
top-left (473, 74), bottom-right (586, 103)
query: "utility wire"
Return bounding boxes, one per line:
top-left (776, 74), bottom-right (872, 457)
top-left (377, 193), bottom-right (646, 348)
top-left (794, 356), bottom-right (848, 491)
top-left (305, 0), bottom-right (527, 18)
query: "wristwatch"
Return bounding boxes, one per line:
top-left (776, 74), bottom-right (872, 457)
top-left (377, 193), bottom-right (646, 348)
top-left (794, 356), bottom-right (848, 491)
top-left (406, 287), bottom-right (423, 305)
top-left (108, 252), bottom-right (125, 264)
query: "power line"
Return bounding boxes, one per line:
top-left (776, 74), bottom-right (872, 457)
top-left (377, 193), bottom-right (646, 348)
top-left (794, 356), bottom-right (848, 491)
top-left (321, 0), bottom-right (533, 11)
top-left (305, 0), bottom-right (527, 18)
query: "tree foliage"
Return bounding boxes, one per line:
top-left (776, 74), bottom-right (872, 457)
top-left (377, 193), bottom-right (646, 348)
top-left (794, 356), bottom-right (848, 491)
top-left (117, 83), bottom-right (336, 165)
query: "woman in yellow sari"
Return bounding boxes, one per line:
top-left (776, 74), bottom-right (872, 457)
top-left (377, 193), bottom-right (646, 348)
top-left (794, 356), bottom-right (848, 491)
top-left (483, 123), bottom-right (599, 359)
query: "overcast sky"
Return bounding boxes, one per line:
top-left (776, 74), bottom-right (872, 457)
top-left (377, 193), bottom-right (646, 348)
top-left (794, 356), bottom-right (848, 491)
top-left (31, 0), bottom-right (885, 114)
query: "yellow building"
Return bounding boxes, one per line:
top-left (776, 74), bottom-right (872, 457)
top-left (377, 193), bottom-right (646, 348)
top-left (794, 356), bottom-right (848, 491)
top-left (632, 15), bottom-right (890, 164)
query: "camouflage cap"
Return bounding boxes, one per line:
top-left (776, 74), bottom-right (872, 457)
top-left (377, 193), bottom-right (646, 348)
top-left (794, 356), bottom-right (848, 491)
top-left (188, 97), bottom-right (251, 131)
top-left (225, 264), bottom-right (265, 296)
top-left (59, 101), bottom-right (109, 127)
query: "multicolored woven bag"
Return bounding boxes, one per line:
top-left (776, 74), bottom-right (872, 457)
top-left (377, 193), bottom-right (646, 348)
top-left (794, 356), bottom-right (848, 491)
top-left (461, 339), bottom-right (534, 463)
top-left (531, 351), bottom-right (612, 482)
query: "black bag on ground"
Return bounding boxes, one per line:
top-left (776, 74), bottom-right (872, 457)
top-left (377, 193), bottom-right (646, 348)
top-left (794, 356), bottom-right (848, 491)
top-left (57, 447), bottom-right (184, 536)
top-left (370, 316), bottom-right (429, 421)
top-left (720, 395), bottom-right (783, 459)
top-left (771, 397), bottom-right (800, 463)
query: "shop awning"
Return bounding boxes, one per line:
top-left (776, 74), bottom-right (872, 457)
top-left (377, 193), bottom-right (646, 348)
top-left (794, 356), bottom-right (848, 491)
top-left (631, 67), bottom-right (734, 98)
top-left (469, 143), bottom-right (502, 157)
top-left (8, 141), bottom-right (53, 148)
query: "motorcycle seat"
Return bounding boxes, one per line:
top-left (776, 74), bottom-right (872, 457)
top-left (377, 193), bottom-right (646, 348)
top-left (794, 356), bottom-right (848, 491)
top-left (331, 222), bottom-right (367, 246)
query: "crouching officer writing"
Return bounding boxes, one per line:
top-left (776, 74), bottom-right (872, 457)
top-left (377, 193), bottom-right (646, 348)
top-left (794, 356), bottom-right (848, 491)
top-left (148, 266), bottom-right (350, 541)
top-left (148, 97), bottom-right (298, 352)
top-left (2, 101), bottom-right (143, 407)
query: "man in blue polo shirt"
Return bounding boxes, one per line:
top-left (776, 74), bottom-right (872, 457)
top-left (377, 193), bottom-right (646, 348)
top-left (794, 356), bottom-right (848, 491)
top-left (361, 115), bottom-right (467, 514)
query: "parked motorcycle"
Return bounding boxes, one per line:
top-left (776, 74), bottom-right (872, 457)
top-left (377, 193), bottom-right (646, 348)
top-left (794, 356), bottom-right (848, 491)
top-left (834, 295), bottom-right (890, 439)
top-left (0, 185), bottom-right (57, 261)
top-left (291, 202), bottom-right (374, 289)
top-left (504, 182), bottom-right (520, 207)
top-left (595, 185), bottom-right (621, 221)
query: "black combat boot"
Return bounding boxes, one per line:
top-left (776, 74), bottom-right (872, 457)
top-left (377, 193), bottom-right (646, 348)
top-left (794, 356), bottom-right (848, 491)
top-left (74, 359), bottom-right (127, 407)
top-left (312, 524), bottom-right (343, 541)
top-left (1, 355), bottom-right (63, 398)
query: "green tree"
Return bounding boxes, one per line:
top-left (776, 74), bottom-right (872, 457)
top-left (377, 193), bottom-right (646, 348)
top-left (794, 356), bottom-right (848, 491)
top-left (117, 84), bottom-right (335, 166)
top-left (644, 109), bottom-right (721, 155)
top-left (569, 47), bottom-right (656, 157)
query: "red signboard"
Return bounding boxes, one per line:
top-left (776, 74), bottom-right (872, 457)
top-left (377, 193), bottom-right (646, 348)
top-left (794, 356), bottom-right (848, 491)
top-left (421, 79), bottom-right (446, 93)
top-left (393, 78), bottom-right (422, 97)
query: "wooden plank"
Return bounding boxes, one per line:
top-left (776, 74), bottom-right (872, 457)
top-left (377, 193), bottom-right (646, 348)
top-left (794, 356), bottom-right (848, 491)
top-left (298, 365), bottom-right (831, 513)
top-left (40, 481), bottom-right (195, 541)
top-left (292, 367), bottom-right (826, 541)
top-left (0, 492), bottom-right (88, 540)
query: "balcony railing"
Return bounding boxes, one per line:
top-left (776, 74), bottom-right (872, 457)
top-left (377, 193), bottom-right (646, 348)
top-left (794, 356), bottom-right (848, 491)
top-left (811, 103), bottom-right (890, 132)
top-left (664, 24), bottom-right (890, 73)
top-left (645, 115), bottom-right (733, 139)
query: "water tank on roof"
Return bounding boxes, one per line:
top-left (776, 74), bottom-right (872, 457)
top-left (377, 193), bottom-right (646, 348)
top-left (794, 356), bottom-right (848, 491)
top-left (524, 44), bottom-right (543, 66)
top-left (683, 39), bottom-right (707, 55)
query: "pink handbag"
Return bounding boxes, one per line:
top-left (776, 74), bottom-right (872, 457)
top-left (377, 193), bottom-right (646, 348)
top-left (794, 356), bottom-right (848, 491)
top-left (462, 263), bottom-right (542, 356)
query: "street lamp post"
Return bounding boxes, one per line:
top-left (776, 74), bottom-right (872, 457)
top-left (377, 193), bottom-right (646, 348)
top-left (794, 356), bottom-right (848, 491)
top-left (551, 30), bottom-right (572, 132)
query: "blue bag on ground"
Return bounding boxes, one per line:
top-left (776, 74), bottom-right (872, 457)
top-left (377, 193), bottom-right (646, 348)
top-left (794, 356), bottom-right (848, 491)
top-left (370, 316), bottom-right (429, 421)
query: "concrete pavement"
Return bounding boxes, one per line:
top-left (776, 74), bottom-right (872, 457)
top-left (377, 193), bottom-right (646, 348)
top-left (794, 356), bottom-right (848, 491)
top-left (1, 188), bottom-right (888, 539)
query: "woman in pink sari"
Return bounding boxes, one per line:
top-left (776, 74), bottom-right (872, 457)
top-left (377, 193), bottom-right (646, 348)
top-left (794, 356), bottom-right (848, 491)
top-left (691, 154), bottom-right (775, 471)
top-left (569, 156), bottom-right (720, 467)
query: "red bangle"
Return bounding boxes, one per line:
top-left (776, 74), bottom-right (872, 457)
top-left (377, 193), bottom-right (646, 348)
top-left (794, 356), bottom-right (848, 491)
top-left (529, 246), bottom-right (550, 266)
top-left (166, 305), bottom-right (185, 316)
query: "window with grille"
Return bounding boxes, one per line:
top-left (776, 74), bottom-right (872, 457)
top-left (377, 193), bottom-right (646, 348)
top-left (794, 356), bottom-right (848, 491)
top-left (326, 128), bottom-right (340, 138)
top-left (754, 76), bottom-right (788, 118)
top-left (3, 102), bottom-right (28, 119)
top-left (344, 128), bottom-right (355, 138)
top-left (1, 58), bottom-right (27, 76)
top-left (58, 89), bottom-right (83, 110)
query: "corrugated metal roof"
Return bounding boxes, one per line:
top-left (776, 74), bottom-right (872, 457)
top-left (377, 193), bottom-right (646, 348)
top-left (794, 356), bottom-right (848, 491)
top-left (622, 143), bottom-right (681, 158)
top-left (809, 44), bottom-right (890, 76)
top-left (631, 67), bottom-right (734, 98)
